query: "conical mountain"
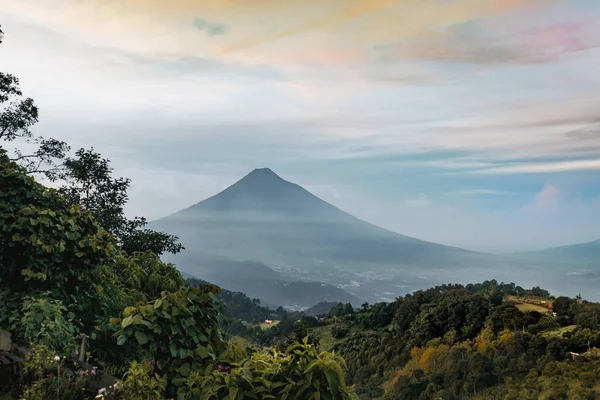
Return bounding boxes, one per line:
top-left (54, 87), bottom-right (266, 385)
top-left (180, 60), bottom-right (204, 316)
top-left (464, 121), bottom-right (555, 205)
top-left (168, 168), bottom-right (356, 221)
top-left (150, 168), bottom-right (499, 306)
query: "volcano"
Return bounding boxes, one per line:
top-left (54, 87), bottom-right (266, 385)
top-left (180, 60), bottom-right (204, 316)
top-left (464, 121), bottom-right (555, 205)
top-left (150, 168), bottom-right (500, 306)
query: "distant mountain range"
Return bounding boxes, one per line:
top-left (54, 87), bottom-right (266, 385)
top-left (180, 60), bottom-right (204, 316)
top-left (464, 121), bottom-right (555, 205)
top-left (517, 239), bottom-right (600, 265)
top-left (150, 168), bottom-right (598, 306)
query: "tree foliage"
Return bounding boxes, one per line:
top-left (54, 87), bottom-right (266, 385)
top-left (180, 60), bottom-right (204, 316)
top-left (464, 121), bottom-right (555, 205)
top-left (186, 338), bottom-right (358, 400)
top-left (0, 148), bottom-right (117, 330)
top-left (0, 25), bottom-right (69, 180)
top-left (59, 147), bottom-right (183, 255)
top-left (331, 282), bottom-right (600, 399)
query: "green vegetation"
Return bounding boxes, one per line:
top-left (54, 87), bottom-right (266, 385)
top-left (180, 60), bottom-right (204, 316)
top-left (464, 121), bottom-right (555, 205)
top-left (512, 302), bottom-right (550, 313)
top-left (315, 281), bottom-right (600, 399)
top-left (3, 23), bottom-right (600, 400)
top-left (0, 24), bottom-right (357, 399)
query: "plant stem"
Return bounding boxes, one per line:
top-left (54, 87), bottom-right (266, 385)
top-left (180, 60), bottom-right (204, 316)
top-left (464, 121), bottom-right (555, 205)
top-left (57, 363), bottom-right (61, 399)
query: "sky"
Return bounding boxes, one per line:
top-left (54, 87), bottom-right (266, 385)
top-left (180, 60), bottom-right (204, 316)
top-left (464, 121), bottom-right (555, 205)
top-left (1, 0), bottom-right (600, 253)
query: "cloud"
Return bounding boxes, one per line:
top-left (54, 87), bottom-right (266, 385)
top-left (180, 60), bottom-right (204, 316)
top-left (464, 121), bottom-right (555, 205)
top-left (193, 17), bottom-right (228, 36)
top-left (472, 159), bottom-right (600, 174)
top-left (378, 5), bottom-right (600, 66)
top-left (520, 184), bottom-right (563, 215)
top-left (220, 0), bottom-right (398, 53)
top-left (450, 189), bottom-right (515, 196)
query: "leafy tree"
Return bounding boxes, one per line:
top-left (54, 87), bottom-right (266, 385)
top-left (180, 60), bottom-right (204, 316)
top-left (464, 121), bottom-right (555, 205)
top-left (112, 285), bottom-right (228, 396)
top-left (0, 149), bottom-right (117, 327)
top-left (0, 25), bottom-right (69, 180)
top-left (59, 147), bottom-right (183, 255)
top-left (19, 295), bottom-right (80, 356)
top-left (553, 296), bottom-right (576, 320)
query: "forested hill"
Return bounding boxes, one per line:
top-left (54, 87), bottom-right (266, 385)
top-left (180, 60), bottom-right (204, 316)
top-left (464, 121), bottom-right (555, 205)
top-left (185, 277), bottom-right (300, 323)
top-left (326, 282), bottom-right (600, 399)
top-left (229, 280), bottom-right (600, 399)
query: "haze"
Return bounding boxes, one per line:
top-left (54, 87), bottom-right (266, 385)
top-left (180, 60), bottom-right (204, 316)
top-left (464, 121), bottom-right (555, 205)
top-left (1, 0), bottom-right (599, 253)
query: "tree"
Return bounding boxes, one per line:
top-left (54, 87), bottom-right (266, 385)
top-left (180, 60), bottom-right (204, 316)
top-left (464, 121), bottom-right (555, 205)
top-left (344, 303), bottom-right (355, 315)
top-left (553, 296), bottom-right (576, 320)
top-left (59, 148), bottom-right (183, 255)
top-left (0, 149), bottom-right (117, 333)
top-left (490, 290), bottom-right (504, 307)
top-left (0, 25), bottom-right (69, 180)
top-left (113, 285), bottom-right (228, 397)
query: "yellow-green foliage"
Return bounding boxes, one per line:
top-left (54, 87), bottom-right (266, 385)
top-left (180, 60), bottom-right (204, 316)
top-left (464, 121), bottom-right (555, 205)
top-left (182, 337), bottom-right (358, 400)
top-left (116, 360), bottom-right (167, 400)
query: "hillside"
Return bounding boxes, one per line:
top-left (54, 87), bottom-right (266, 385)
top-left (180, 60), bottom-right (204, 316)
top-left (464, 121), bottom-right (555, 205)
top-left (150, 168), bottom-right (510, 304)
top-left (517, 238), bottom-right (600, 264)
top-left (170, 252), bottom-right (362, 308)
top-left (224, 280), bottom-right (600, 399)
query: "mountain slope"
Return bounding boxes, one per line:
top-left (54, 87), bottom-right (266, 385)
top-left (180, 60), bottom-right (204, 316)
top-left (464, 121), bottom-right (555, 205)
top-left (517, 239), bottom-right (600, 264)
top-left (150, 168), bottom-right (505, 304)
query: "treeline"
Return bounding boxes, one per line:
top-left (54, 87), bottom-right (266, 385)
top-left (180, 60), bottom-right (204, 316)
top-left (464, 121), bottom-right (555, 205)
top-left (327, 281), bottom-right (600, 399)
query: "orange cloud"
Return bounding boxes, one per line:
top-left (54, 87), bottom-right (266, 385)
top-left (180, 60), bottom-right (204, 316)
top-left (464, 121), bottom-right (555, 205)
top-left (220, 0), bottom-right (397, 54)
top-left (2, 0), bottom-right (564, 66)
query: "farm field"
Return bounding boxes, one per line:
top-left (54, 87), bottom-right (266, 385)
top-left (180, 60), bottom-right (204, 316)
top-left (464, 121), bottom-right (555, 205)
top-left (514, 302), bottom-right (551, 313)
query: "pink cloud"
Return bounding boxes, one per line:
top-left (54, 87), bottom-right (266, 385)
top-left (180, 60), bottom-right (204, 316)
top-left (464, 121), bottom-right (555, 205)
top-left (522, 184), bottom-right (562, 215)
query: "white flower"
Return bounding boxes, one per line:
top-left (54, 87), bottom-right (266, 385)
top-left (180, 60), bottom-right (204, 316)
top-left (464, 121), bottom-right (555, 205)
top-left (53, 356), bottom-right (60, 361)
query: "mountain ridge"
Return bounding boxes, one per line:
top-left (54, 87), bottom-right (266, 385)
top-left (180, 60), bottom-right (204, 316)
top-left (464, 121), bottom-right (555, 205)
top-left (517, 238), bottom-right (600, 264)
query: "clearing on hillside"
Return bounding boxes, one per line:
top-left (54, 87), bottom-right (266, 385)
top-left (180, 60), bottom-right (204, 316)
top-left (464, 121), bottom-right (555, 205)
top-left (541, 325), bottom-right (578, 338)
top-left (514, 302), bottom-right (551, 313)
top-left (258, 320), bottom-right (280, 330)
top-left (506, 295), bottom-right (552, 314)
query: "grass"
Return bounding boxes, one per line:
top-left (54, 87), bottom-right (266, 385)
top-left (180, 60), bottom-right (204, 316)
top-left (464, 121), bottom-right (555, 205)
top-left (540, 325), bottom-right (577, 338)
top-left (514, 303), bottom-right (551, 313)
top-left (312, 325), bottom-right (337, 352)
top-left (258, 320), bottom-right (280, 330)
top-left (312, 324), bottom-right (362, 352)
top-left (506, 296), bottom-right (552, 314)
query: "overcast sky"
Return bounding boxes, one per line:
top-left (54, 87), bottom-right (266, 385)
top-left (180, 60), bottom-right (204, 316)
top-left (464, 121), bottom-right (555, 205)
top-left (1, 0), bottom-right (599, 253)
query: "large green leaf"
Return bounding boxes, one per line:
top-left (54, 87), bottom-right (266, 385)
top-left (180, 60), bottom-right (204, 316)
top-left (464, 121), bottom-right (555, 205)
top-left (134, 331), bottom-right (150, 345)
top-left (196, 345), bottom-right (210, 358)
top-left (178, 363), bottom-right (191, 377)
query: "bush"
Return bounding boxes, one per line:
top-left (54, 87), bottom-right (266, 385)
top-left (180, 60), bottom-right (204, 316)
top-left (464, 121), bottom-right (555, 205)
top-left (333, 324), bottom-right (350, 339)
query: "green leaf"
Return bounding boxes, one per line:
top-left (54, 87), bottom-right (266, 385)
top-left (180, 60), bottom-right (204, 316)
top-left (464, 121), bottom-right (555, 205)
top-left (178, 363), bottom-right (191, 377)
top-left (229, 387), bottom-right (239, 400)
top-left (121, 315), bottom-right (134, 328)
top-left (134, 331), bottom-right (149, 345)
top-left (196, 345), bottom-right (210, 358)
top-left (109, 318), bottom-right (121, 325)
top-left (323, 369), bottom-right (340, 394)
top-left (116, 335), bottom-right (127, 346)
